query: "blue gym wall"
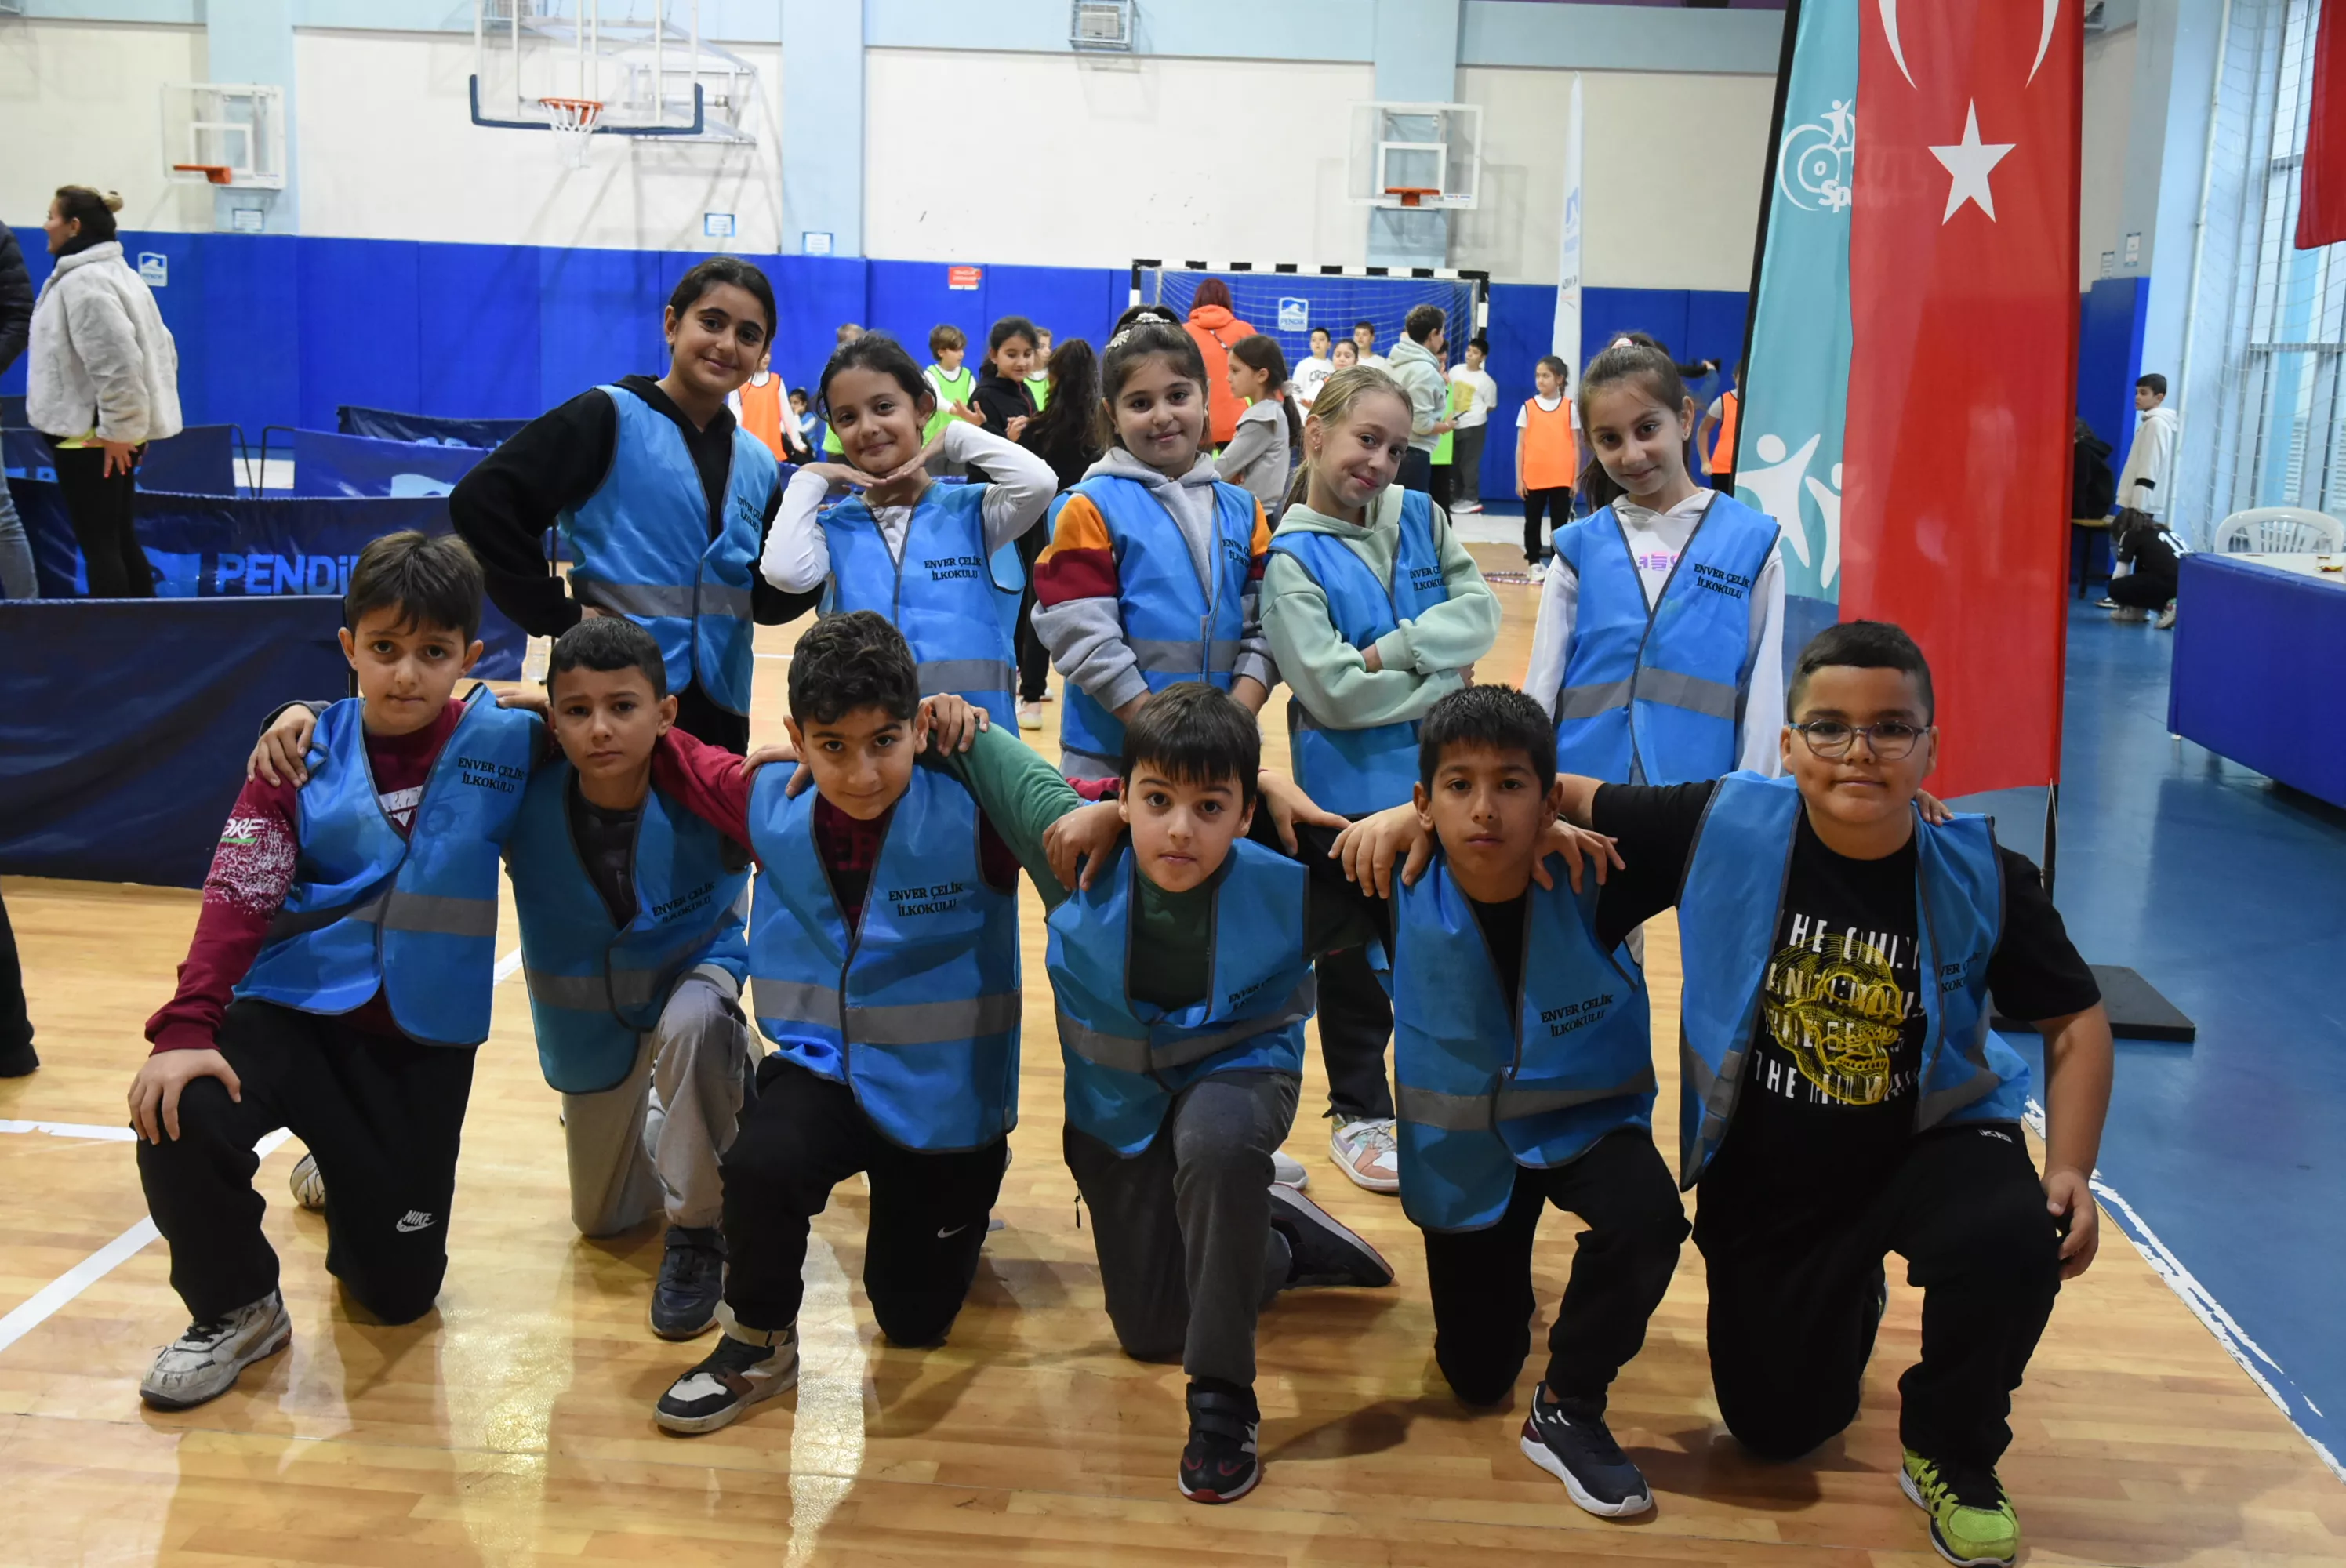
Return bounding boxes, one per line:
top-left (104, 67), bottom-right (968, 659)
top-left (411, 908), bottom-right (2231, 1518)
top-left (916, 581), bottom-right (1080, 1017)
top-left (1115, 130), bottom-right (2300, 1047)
top-left (0, 227), bottom-right (1752, 499)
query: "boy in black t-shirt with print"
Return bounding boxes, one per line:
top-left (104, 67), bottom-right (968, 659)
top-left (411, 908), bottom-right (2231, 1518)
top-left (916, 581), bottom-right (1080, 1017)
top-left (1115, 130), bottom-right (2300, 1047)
top-left (1551, 621), bottom-right (2112, 1568)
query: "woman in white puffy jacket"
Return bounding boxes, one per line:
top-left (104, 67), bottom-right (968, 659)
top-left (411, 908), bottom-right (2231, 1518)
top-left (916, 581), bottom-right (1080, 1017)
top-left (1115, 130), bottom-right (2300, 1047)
top-left (28, 187), bottom-right (181, 597)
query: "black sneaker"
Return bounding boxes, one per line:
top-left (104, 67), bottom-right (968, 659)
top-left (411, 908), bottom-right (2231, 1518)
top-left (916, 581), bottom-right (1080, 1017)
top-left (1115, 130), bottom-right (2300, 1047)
top-left (649, 1225), bottom-right (726, 1340)
top-left (1178, 1385), bottom-right (1262, 1504)
top-left (1520, 1387), bottom-right (1653, 1517)
top-left (1268, 1183), bottom-right (1394, 1289)
top-left (653, 1321), bottom-right (798, 1434)
top-left (0, 1038), bottom-right (36, 1078)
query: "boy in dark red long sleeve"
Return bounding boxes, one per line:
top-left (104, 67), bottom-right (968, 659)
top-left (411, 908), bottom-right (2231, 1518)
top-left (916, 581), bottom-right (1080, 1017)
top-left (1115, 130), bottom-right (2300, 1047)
top-left (129, 532), bottom-right (538, 1412)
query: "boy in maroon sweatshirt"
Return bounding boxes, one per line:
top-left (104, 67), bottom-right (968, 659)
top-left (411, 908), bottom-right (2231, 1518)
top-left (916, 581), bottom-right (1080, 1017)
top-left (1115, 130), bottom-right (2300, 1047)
top-left (128, 532), bottom-right (538, 1411)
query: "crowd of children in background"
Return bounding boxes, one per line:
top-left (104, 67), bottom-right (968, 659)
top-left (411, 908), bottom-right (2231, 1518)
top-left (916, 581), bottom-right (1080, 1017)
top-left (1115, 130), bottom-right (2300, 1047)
top-left (118, 259), bottom-right (2115, 1568)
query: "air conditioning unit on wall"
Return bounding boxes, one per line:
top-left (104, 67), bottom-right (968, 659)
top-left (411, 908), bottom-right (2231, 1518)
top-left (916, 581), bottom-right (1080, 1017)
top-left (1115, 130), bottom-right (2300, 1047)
top-left (1070, 0), bottom-right (1134, 53)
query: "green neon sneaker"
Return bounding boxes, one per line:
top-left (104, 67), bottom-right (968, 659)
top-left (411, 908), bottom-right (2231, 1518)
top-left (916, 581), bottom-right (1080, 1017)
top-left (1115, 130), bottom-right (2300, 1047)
top-left (1901, 1449), bottom-right (2019, 1566)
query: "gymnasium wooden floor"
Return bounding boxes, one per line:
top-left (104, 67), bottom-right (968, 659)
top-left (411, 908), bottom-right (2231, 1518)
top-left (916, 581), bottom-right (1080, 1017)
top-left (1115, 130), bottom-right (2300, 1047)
top-left (2, 554), bottom-right (2340, 1566)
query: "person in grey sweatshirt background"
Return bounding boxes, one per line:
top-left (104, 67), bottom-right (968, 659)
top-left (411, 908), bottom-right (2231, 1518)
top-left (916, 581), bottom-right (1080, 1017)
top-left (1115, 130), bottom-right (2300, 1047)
top-left (0, 217), bottom-right (38, 599)
top-left (1260, 365), bottom-right (1500, 1192)
top-left (1032, 321), bottom-right (1276, 782)
top-left (1386, 304), bottom-right (1455, 505)
top-left (1215, 334), bottom-right (1298, 524)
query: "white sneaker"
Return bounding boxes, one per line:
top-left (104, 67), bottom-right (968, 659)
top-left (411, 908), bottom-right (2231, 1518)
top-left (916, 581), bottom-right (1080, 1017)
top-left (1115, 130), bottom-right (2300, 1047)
top-left (1452, 499), bottom-right (1482, 515)
top-left (655, 1317), bottom-right (800, 1434)
top-left (1529, 561), bottom-right (1547, 585)
top-left (288, 1151), bottom-right (326, 1212)
top-left (140, 1290), bottom-right (292, 1410)
top-left (1328, 1117), bottom-right (1401, 1194)
top-left (1018, 701), bottom-right (1044, 731)
top-left (2155, 601), bottom-right (2177, 630)
top-left (1272, 1150), bottom-right (1309, 1190)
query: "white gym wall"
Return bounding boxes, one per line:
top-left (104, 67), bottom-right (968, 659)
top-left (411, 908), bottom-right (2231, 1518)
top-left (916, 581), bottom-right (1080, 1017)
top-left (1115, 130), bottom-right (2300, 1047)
top-left (0, 21), bottom-right (216, 236)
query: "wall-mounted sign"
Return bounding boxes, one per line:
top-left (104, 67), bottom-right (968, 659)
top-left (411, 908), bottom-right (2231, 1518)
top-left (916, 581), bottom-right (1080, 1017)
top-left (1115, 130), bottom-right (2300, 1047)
top-left (703, 212), bottom-right (736, 238)
top-left (948, 265), bottom-right (983, 291)
top-left (137, 252), bottom-right (169, 286)
top-left (802, 231), bottom-right (833, 255)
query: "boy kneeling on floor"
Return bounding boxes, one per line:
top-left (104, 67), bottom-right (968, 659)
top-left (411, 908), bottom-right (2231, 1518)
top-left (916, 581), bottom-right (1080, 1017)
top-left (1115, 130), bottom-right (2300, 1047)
top-left (130, 532), bottom-right (538, 1410)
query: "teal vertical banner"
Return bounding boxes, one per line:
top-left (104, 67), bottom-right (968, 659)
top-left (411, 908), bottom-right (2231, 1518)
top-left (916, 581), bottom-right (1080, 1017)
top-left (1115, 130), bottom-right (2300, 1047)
top-left (1736, 0), bottom-right (1857, 651)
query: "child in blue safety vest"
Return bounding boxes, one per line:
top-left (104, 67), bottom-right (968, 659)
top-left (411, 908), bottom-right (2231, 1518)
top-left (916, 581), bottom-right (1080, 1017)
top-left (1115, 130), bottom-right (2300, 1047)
top-left (641, 611), bottom-right (1067, 1436)
top-left (1549, 621), bottom-right (2114, 1567)
top-left (451, 256), bottom-right (818, 756)
top-left (1261, 364), bottom-right (1502, 1196)
top-left (1000, 684), bottom-right (1400, 1506)
top-left (1323, 686), bottom-right (1689, 1519)
top-left (1522, 337), bottom-right (1788, 785)
top-left (759, 332), bottom-right (1055, 730)
top-left (246, 617), bottom-right (763, 1343)
top-left (129, 531), bottom-right (539, 1413)
top-left (1032, 320), bottom-right (1278, 782)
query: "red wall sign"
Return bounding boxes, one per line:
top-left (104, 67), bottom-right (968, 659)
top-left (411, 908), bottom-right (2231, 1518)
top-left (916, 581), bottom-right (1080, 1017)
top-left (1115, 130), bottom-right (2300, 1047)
top-left (948, 265), bottom-right (983, 291)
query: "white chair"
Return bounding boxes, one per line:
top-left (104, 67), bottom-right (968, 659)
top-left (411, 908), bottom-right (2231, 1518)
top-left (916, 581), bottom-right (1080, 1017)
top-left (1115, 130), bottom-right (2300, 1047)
top-left (2211, 506), bottom-right (2346, 554)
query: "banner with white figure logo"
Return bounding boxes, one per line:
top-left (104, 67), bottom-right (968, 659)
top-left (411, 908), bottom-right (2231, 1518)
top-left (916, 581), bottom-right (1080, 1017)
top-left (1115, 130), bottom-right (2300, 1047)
top-left (1552, 73), bottom-right (1584, 390)
top-left (1738, 0), bottom-right (1858, 667)
top-left (1741, 0), bottom-right (2079, 798)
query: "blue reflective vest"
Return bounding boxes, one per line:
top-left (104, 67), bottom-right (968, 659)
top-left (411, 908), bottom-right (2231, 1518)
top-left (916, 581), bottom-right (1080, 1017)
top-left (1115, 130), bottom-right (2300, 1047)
top-left (1045, 837), bottom-right (1315, 1155)
top-left (1389, 861), bottom-right (1654, 1231)
top-left (237, 688), bottom-right (536, 1046)
top-left (561, 384), bottom-right (775, 715)
top-left (1674, 773), bottom-right (2028, 1188)
top-left (505, 762), bottom-right (750, 1094)
top-left (744, 766), bottom-right (1021, 1152)
top-left (1551, 493), bottom-right (1778, 784)
top-left (822, 481), bottom-right (1022, 729)
top-left (1268, 489), bottom-right (1451, 815)
top-left (1056, 474), bottom-right (1259, 771)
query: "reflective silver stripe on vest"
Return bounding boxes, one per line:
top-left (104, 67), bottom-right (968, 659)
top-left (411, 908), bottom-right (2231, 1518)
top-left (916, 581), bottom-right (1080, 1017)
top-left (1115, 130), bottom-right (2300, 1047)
top-left (1555, 678), bottom-right (1632, 721)
top-left (1397, 1066), bottom-right (1659, 1134)
top-left (700, 583), bottom-right (754, 620)
top-left (376, 891), bottom-right (500, 939)
top-left (919, 659), bottom-right (1017, 697)
top-left (752, 978), bottom-right (1019, 1045)
top-left (1128, 638), bottom-right (1243, 677)
top-left (524, 967), bottom-right (659, 1013)
top-left (263, 891), bottom-right (386, 942)
top-left (580, 582), bottom-right (698, 619)
top-left (1636, 667), bottom-right (1741, 722)
top-left (1058, 976), bottom-right (1316, 1076)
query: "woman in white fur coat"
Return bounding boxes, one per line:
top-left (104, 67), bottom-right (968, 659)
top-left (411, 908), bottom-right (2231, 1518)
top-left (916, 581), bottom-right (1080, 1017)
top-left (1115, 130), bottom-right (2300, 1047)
top-left (27, 187), bottom-right (181, 597)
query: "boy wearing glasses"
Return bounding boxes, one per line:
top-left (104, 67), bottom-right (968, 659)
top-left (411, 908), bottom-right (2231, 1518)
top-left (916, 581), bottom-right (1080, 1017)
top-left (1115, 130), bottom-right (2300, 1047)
top-left (1548, 621), bottom-right (2112, 1568)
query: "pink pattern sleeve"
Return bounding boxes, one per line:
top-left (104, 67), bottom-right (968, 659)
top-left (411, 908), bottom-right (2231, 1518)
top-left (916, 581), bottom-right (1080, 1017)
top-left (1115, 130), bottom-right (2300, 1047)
top-left (144, 774), bottom-right (302, 1054)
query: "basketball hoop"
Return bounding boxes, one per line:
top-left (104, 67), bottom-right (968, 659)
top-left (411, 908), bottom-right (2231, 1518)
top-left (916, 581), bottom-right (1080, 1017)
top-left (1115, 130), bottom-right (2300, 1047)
top-left (540, 96), bottom-right (605, 166)
top-left (1384, 187), bottom-right (1441, 209)
top-left (173, 164), bottom-right (234, 186)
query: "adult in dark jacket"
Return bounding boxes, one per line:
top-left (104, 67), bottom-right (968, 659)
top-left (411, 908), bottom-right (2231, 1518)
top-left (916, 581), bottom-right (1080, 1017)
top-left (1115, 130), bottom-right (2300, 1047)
top-left (2072, 418), bottom-right (2115, 519)
top-left (0, 221), bottom-right (40, 600)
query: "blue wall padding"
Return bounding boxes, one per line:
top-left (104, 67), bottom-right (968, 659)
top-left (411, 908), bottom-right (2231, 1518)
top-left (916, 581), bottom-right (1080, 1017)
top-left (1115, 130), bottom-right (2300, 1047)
top-left (0, 594), bottom-right (351, 887)
top-left (2078, 276), bottom-right (2152, 472)
top-left (0, 225), bottom-right (1752, 508)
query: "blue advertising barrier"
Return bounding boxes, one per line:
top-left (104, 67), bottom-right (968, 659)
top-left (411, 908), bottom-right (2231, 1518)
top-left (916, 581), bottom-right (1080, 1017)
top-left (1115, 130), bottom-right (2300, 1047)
top-left (6, 476), bottom-right (527, 677)
top-left (337, 405), bottom-right (525, 448)
top-left (288, 428), bottom-right (488, 498)
top-left (0, 595), bottom-right (350, 887)
top-left (0, 394), bottom-right (24, 428)
top-left (4, 424), bottom-right (248, 495)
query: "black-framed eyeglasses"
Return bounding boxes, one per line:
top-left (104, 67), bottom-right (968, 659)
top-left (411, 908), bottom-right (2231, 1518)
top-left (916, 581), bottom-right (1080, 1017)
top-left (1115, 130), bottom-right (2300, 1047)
top-left (1789, 720), bottom-right (1927, 760)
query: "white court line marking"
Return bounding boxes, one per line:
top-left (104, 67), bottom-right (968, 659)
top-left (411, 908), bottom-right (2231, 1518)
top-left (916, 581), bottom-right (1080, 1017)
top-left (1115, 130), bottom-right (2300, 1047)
top-left (2022, 1096), bottom-right (2344, 1481)
top-left (0, 1129), bottom-right (292, 1357)
top-left (495, 946), bottom-right (522, 982)
top-left (754, 652), bottom-right (792, 661)
top-left (0, 1118), bottom-right (138, 1142)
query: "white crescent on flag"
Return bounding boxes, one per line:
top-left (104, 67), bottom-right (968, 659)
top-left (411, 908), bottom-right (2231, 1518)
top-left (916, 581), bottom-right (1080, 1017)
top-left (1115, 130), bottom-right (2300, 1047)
top-left (1882, 0), bottom-right (2064, 88)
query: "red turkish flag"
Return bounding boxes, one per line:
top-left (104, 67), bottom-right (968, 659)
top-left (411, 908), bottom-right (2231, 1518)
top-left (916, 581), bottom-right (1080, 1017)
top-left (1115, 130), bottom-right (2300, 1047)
top-left (2298, 0), bottom-right (2346, 249)
top-left (1841, 2), bottom-right (2081, 799)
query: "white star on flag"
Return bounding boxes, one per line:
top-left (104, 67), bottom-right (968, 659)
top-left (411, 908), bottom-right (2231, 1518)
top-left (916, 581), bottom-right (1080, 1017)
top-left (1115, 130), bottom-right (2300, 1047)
top-left (1929, 101), bottom-right (2016, 223)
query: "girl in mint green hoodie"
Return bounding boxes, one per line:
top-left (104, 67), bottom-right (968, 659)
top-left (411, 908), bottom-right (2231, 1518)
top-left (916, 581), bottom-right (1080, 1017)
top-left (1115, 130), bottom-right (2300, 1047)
top-left (1260, 365), bottom-right (1501, 1189)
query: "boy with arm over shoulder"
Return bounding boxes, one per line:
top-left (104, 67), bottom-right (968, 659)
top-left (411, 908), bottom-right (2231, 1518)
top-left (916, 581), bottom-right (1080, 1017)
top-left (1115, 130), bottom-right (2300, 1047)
top-left (130, 532), bottom-right (538, 1410)
top-left (1549, 621), bottom-right (2112, 1568)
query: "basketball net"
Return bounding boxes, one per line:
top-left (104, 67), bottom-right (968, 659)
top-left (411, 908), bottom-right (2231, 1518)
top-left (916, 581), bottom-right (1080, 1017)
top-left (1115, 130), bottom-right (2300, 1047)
top-left (541, 97), bottom-right (604, 169)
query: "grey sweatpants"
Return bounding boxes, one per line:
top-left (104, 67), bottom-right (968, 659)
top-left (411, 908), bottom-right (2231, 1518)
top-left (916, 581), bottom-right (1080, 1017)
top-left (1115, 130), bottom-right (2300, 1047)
top-left (1063, 1069), bottom-right (1298, 1387)
top-left (558, 968), bottom-right (758, 1236)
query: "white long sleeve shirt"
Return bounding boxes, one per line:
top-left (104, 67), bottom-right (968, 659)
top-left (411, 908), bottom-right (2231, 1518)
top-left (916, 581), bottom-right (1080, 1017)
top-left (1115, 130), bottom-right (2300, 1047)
top-left (1522, 490), bottom-right (1786, 778)
top-left (2115, 404), bottom-right (2179, 516)
top-left (758, 419), bottom-right (1057, 593)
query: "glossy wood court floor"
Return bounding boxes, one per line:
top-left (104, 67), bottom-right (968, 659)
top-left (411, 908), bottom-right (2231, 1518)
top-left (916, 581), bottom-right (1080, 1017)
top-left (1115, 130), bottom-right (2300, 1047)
top-left (2, 561), bottom-right (2340, 1565)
